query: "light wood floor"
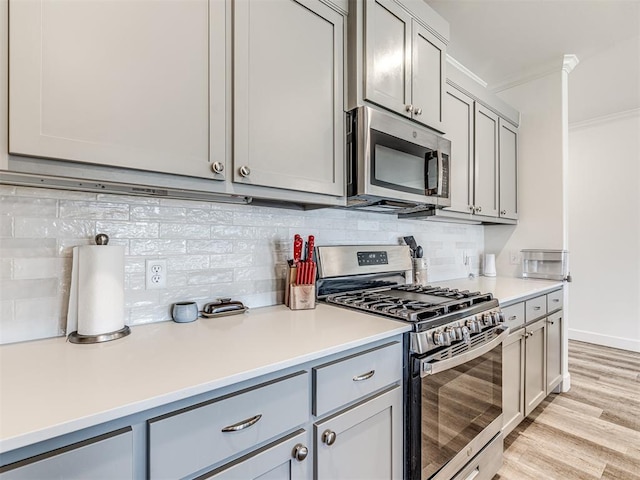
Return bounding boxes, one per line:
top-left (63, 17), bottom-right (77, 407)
top-left (494, 340), bottom-right (640, 480)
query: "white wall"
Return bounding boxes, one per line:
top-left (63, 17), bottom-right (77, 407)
top-left (485, 70), bottom-right (566, 275)
top-left (568, 111), bottom-right (640, 352)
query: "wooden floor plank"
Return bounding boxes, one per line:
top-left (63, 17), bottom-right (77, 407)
top-left (494, 340), bottom-right (640, 480)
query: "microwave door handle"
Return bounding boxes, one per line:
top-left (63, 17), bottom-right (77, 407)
top-left (419, 326), bottom-right (509, 377)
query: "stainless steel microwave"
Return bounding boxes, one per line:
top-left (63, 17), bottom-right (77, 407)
top-left (345, 106), bottom-right (450, 213)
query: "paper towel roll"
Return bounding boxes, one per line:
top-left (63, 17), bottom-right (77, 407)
top-left (67, 245), bottom-right (125, 336)
top-left (484, 254), bottom-right (496, 277)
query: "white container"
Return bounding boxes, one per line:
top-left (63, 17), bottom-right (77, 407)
top-left (483, 254), bottom-right (496, 277)
top-left (521, 250), bottom-right (569, 281)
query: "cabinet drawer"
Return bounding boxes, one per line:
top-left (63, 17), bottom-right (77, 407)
top-left (501, 302), bottom-right (525, 330)
top-left (313, 341), bottom-right (402, 417)
top-left (0, 428), bottom-right (133, 479)
top-left (547, 289), bottom-right (563, 312)
top-left (148, 371), bottom-right (309, 479)
top-left (525, 295), bottom-right (547, 322)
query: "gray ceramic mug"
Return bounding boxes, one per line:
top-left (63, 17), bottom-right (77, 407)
top-left (172, 302), bottom-right (199, 323)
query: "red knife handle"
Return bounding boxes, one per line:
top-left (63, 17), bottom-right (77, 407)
top-left (293, 237), bottom-right (303, 263)
top-left (306, 235), bottom-right (315, 261)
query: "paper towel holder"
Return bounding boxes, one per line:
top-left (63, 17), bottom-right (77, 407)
top-left (68, 326), bottom-right (131, 344)
top-left (67, 233), bottom-right (131, 344)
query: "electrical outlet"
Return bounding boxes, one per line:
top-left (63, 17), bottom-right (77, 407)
top-left (146, 259), bottom-right (167, 289)
top-left (509, 250), bottom-right (520, 265)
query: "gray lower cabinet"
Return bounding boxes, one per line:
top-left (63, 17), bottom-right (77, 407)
top-left (0, 428), bottom-right (133, 479)
top-left (502, 288), bottom-right (564, 435)
top-left (314, 386), bottom-right (403, 480)
top-left (523, 318), bottom-right (547, 416)
top-left (502, 330), bottom-right (525, 435)
top-left (148, 371), bottom-right (310, 479)
top-left (200, 430), bottom-right (310, 480)
top-left (233, 0), bottom-right (345, 197)
top-left (312, 341), bottom-right (403, 480)
top-left (545, 311), bottom-right (563, 393)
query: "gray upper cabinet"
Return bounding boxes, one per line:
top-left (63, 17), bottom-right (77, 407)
top-left (8, 0), bottom-right (216, 179)
top-left (499, 119), bottom-right (519, 220)
top-left (363, 0), bottom-right (412, 117)
top-left (233, 0), bottom-right (345, 197)
top-left (442, 85), bottom-right (474, 215)
top-left (474, 103), bottom-right (500, 218)
top-left (360, 0), bottom-right (447, 132)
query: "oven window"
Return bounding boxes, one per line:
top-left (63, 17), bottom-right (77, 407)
top-left (421, 344), bottom-right (502, 479)
top-left (370, 129), bottom-right (431, 195)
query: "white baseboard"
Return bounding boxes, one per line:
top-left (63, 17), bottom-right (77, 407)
top-left (568, 328), bottom-right (640, 353)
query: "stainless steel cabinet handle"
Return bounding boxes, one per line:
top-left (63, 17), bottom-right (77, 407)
top-left (469, 205), bottom-right (475, 212)
top-left (352, 370), bottom-right (375, 382)
top-left (547, 319), bottom-right (555, 325)
top-left (552, 298), bottom-right (560, 303)
top-left (239, 165), bottom-right (251, 177)
top-left (212, 161), bottom-right (224, 174)
top-left (508, 315), bottom-right (517, 321)
top-left (533, 306), bottom-right (541, 311)
top-left (500, 209), bottom-right (507, 215)
top-left (405, 104), bottom-right (414, 113)
top-left (221, 414), bottom-right (262, 432)
top-left (322, 429), bottom-right (337, 446)
top-left (414, 107), bottom-right (423, 115)
top-left (476, 206), bottom-right (482, 213)
top-left (292, 444), bottom-right (308, 461)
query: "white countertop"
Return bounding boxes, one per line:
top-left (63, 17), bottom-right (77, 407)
top-left (0, 277), bottom-right (562, 455)
top-left (0, 304), bottom-right (410, 454)
top-left (431, 276), bottom-right (564, 305)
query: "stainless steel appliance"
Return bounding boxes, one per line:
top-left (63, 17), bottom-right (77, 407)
top-left (315, 245), bottom-right (507, 480)
top-left (346, 106), bottom-right (451, 213)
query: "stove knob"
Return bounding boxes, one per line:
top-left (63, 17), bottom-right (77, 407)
top-left (495, 312), bottom-right (505, 324)
top-left (466, 318), bottom-right (481, 333)
top-left (451, 326), bottom-right (463, 341)
top-left (461, 326), bottom-right (471, 343)
top-left (482, 313), bottom-right (493, 326)
top-left (432, 330), bottom-right (450, 346)
top-left (446, 327), bottom-right (457, 343)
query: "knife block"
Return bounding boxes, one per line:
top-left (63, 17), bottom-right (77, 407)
top-left (285, 265), bottom-right (316, 310)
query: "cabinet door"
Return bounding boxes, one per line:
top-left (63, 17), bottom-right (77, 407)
top-left (0, 428), bottom-right (133, 479)
top-left (473, 104), bottom-right (499, 217)
top-left (502, 330), bottom-right (525, 436)
top-left (442, 86), bottom-right (474, 214)
top-left (203, 430), bottom-right (310, 480)
top-left (546, 311), bottom-right (563, 393)
top-left (234, 0), bottom-right (344, 197)
top-left (363, 0), bottom-right (412, 117)
top-left (9, 0), bottom-right (211, 178)
top-left (315, 387), bottom-right (403, 480)
top-left (411, 21), bottom-right (445, 132)
top-left (498, 119), bottom-right (519, 220)
top-left (524, 319), bottom-right (547, 416)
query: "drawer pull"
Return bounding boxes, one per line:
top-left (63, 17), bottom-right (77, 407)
top-left (221, 414), bottom-right (262, 432)
top-left (533, 306), bottom-right (541, 311)
top-left (352, 370), bottom-right (375, 382)
top-left (292, 444), bottom-right (309, 462)
top-left (508, 315), bottom-right (517, 321)
top-left (552, 298), bottom-right (560, 302)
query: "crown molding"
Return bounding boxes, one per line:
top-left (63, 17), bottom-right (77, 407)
top-left (569, 107), bottom-right (640, 131)
top-left (562, 54), bottom-right (580, 74)
top-left (490, 55), bottom-right (580, 93)
top-left (446, 55), bottom-right (488, 88)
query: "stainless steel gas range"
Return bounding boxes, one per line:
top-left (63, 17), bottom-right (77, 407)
top-left (315, 245), bottom-right (508, 480)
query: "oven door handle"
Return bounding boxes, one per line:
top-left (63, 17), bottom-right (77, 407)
top-left (420, 326), bottom-right (509, 377)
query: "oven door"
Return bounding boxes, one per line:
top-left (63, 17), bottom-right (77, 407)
top-left (408, 326), bottom-right (508, 480)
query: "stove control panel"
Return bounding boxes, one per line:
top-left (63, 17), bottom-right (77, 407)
top-left (410, 307), bottom-right (505, 355)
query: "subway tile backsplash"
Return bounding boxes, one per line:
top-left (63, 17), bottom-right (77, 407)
top-left (0, 186), bottom-right (484, 344)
